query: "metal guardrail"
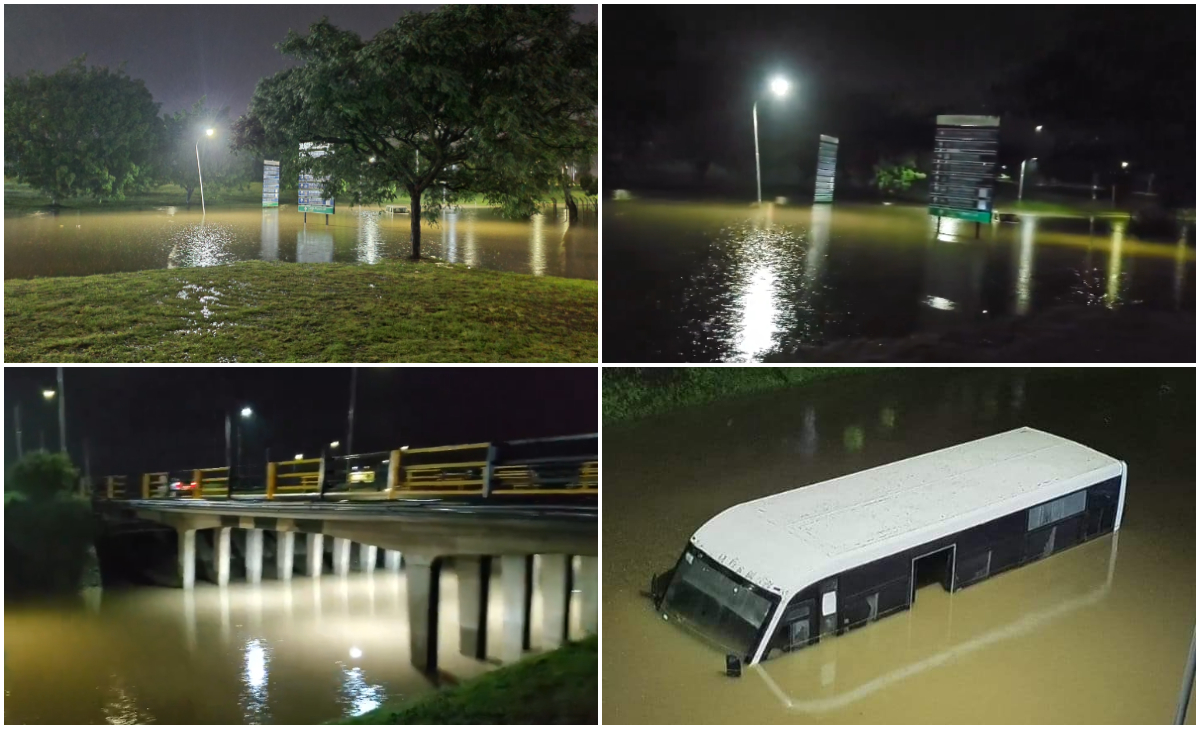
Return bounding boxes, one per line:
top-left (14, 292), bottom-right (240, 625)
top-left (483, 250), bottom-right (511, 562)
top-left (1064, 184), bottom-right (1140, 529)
top-left (95, 434), bottom-right (598, 503)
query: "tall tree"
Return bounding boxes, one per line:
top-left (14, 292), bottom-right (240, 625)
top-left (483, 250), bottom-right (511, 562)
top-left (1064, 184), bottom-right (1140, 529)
top-left (232, 5), bottom-right (596, 258)
top-left (4, 57), bottom-right (162, 205)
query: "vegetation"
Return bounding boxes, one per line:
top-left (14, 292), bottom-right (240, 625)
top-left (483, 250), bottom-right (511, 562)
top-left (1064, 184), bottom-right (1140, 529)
top-left (161, 99), bottom-right (255, 207)
top-left (5, 260), bottom-right (597, 362)
top-left (4, 57), bottom-right (163, 204)
top-left (233, 5), bottom-right (596, 257)
top-left (603, 367), bottom-right (874, 424)
top-left (339, 636), bottom-right (597, 725)
top-left (873, 156), bottom-right (927, 195)
top-left (4, 451), bottom-right (97, 596)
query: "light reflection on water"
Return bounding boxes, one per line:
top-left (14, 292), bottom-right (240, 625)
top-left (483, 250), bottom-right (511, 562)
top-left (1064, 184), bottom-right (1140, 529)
top-left (5, 206), bottom-right (596, 280)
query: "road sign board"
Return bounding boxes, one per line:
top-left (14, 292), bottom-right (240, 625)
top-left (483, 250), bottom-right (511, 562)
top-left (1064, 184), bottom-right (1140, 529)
top-left (928, 115), bottom-right (1000, 224)
top-left (297, 143), bottom-right (335, 215)
top-left (814, 134), bottom-right (838, 204)
top-left (261, 160), bottom-right (280, 208)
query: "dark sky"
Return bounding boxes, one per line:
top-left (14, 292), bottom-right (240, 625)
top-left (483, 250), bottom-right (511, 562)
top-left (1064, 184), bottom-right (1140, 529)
top-left (4, 4), bottom-right (598, 117)
top-left (4, 367), bottom-right (597, 478)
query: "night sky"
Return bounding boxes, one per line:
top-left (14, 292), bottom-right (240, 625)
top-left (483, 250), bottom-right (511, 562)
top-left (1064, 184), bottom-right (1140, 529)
top-left (4, 4), bottom-right (598, 117)
top-left (4, 368), bottom-right (597, 478)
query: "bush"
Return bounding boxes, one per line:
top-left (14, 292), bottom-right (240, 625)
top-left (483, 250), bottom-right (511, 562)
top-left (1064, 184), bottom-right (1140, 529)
top-left (5, 452), bottom-right (95, 596)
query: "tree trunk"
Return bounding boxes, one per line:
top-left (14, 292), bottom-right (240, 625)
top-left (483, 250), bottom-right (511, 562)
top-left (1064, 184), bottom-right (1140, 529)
top-left (562, 178), bottom-right (579, 225)
top-left (185, 187), bottom-right (193, 207)
top-left (409, 189), bottom-right (422, 260)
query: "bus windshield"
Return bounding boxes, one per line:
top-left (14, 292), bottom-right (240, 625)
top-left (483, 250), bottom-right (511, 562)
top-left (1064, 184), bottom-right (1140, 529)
top-left (660, 546), bottom-right (777, 659)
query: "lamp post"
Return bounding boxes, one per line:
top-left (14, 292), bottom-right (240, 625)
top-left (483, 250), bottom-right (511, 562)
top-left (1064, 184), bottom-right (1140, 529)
top-left (196, 128), bottom-right (214, 214)
top-left (753, 76), bottom-right (791, 205)
top-left (1017, 125), bottom-right (1043, 203)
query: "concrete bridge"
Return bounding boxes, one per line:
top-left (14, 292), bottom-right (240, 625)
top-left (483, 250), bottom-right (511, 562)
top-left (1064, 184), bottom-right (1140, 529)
top-left (92, 435), bottom-right (597, 676)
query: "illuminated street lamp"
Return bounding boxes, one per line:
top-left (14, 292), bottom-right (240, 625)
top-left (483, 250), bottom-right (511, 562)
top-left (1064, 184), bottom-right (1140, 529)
top-left (294, 453), bottom-right (304, 460)
top-left (196, 128), bottom-right (215, 215)
top-left (241, 406), bottom-right (253, 418)
top-left (42, 389), bottom-right (56, 400)
top-left (1035, 125), bottom-right (1043, 133)
top-left (1121, 161), bottom-right (1130, 169)
top-left (1018, 157), bottom-right (1038, 202)
top-left (330, 440), bottom-right (341, 449)
top-left (753, 75), bottom-right (791, 205)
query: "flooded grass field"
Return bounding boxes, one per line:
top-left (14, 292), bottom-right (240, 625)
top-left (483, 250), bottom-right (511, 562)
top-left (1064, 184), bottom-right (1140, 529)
top-left (602, 368), bottom-right (1195, 723)
top-left (603, 201), bottom-right (1194, 361)
top-left (4, 206), bottom-right (597, 281)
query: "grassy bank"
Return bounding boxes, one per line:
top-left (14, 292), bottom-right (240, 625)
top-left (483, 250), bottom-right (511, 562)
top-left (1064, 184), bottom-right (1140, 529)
top-left (603, 367), bottom-right (876, 424)
top-left (5, 260), bottom-right (597, 362)
top-left (339, 636), bottom-right (597, 725)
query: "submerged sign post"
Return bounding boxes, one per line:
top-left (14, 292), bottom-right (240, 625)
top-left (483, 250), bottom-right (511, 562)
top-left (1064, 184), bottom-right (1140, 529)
top-left (928, 115), bottom-right (1000, 232)
top-left (261, 160), bottom-right (280, 207)
top-left (814, 134), bottom-right (839, 204)
top-left (298, 142), bottom-right (335, 221)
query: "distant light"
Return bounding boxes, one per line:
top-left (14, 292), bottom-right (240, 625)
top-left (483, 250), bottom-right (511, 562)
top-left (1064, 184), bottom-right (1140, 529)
top-left (400, 445), bottom-right (409, 451)
top-left (1121, 161), bottom-right (1129, 169)
top-left (241, 407), bottom-right (253, 418)
top-left (1035, 125), bottom-right (1043, 133)
top-left (1030, 157), bottom-right (1038, 162)
top-left (206, 128), bottom-right (214, 137)
top-left (769, 76), bottom-right (790, 98)
top-left (294, 454), bottom-right (304, 460)
top-left (923, 295), bottom-right (957, 311)
top-left (368, 156), bottom-right (376, 164)
top-left (330, 441), bottom-right (340, 448)
top-left (349, 647), bottom-right (362, 659)
top-left (42, 389), bottom-right (56, 400)
top-left (1001, 165), bottom-right (1007, 170)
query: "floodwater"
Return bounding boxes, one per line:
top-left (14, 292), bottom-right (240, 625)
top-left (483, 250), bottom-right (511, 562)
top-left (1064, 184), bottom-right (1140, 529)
top-left (5, 567), bottom-right (586, 724)
top-left (603, 201), bottom-right (1195, 361)
top-left (603, 369), bottom-right (1196, 724)
top-left (4, 205), bottom-right (597, 280)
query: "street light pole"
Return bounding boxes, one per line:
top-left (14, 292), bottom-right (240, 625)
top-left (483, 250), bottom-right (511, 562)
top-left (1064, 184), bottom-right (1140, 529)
top-left (753, 100), bottom-right (762, 205)
top-left (347, 368), bottom-right (357, 456)
top-left (195, 128), bottom-right (214, 215)
top-left (56, 366), bottom-right (66, 456)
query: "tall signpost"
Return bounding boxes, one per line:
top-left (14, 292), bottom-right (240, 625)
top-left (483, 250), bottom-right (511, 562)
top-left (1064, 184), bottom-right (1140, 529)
top-left (928, 115), bottom-right (1001, 238)
top-left (298, 142), bottom-right (335, 224)
top-left (814, 134), bottom-right (839, 204)
top-left (261, 160), bottom-right (280, 207)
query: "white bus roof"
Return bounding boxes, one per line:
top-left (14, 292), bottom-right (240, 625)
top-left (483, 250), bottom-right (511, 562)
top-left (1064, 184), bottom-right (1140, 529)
top-left (690, 427), bottom-right (1123, 597)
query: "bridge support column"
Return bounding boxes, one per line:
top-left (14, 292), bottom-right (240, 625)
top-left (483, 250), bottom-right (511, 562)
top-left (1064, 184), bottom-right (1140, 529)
top-left (499, 555), bottom-right (532, 663)
top-left (276, 531), bottom-right (294, 580)
top-left (215, 526), bottom-right (232, 587)
top-left (178, 528), bottom-right (196, 590)
top-left (405, 554), bottom-right (441, 675)
top-left (360, 544), bottom-right (378, 573)
top-left (245, 528), bottom-right (264, 584)
top-left (333, 538), bottom-right (351, 576)
top-left (456, 556), bottom-right (492, 660)
top-left (385, 550), bottom-right (403, 571)
top-left (539, 555), bottom-right (573, 649)
top-left (580, 556), bottom-right (598, 635)
top-left (307, 533), bottom-right (324, 577)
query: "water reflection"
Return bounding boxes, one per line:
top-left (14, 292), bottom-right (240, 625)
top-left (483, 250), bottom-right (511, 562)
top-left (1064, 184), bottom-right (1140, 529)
top-left (297, 227), bottom-right (335, 263)
top-left (530, 213), bottom-right (546, 276)
top-left (261, 209), bottom-right (279, 261)
top-left (339, 664), bottom-right (386, 717)
top-left (240, 638), bottom-right (270, 724)
top-left (103, 675), bottom-right (153, 725)
top-left (1014, 216), bottom-right (1036, 315)
top-left (167, 222), bottom-right (237, 269)
top-left (1107, 219), bottom-right (1126, 308)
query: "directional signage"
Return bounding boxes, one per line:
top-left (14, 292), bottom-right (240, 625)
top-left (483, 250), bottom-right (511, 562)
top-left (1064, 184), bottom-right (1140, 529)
top-left (297, 142), bottom-right (335, 215)
top-left (261, 160), bottom-right (280, 207)
top-left (814, 134), bottom-right (838, 204)
top-left (928, 115), bottom-right (1000, 224)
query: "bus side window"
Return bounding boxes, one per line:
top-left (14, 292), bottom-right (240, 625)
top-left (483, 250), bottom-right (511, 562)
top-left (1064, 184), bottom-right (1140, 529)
top-left (775, 599), bottom-right (813, 652)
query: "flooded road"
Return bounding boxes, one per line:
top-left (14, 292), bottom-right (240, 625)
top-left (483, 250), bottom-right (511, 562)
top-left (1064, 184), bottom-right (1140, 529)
top-left (5, 568), bottom-right (586, 724)
top-left (4, 206), bottom-right (597, 280)
top-left (603, 201), bottom-right (1195, 361)
top-left (602, 369), bottom-right (1196, 723)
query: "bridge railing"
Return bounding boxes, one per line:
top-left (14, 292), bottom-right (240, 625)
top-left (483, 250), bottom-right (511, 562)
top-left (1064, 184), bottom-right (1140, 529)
top-left (141, 472), bottom-right (170, 499)
top-left (191, 467), bottom-right (230, 499)
top-left (266, 458), bottom-right (324, 499)
top-left (387, 442), bottom-right (492, 497)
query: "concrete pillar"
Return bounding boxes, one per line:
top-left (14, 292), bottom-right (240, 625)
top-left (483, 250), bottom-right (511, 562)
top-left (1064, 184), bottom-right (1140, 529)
top-left (215, 526), bottom-right (232, 587)
top-left (385, 550), bottom-right (403, 571)
top-left (276, 531), bottom-right (295, 581)
top-left (178, 528), bottom-right (196, 590)
top-left (245, 528), bottom-right (264, 584)
top-left (539, 555), bottom-right (572, 649)
top-left (360, 543), bottom-right (378, 573)
top-left (580, 555), bottom-right (598, 635)
top-left (405, 554), bottom-right (441, 675)
top-left (456, 556), bottom-right (492, 660)
top-left (499, 555), bottom-right (531, 663)
top-left (333, 538), bottom-right (351, 576)
top-left (307, 533), bottom-right (324, 577)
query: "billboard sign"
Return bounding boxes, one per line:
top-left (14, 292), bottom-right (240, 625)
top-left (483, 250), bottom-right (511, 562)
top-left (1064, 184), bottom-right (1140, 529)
top-left (297, 142), bottom-right (335, 215)
top-left (814, 134), bottom-right (838, 204)
top-left (928, 115), bottom-right (1000, 224)
top-left (261, 160), bottom-right (280, 207)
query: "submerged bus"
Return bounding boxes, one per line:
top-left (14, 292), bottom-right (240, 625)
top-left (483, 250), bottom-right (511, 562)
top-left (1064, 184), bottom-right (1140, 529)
top-left (650, 427), bottom-right (1127, 668)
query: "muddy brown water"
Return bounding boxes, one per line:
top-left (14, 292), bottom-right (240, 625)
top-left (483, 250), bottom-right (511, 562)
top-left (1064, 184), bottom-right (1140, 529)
top-left (4, 206), bottom-right (596, 280)
top-left (603, 201), bottom-right (1195, 361)
top-left (4, 569), bottom-right (585, 724)
top-left (602, 369), bottom-right (1195, 723)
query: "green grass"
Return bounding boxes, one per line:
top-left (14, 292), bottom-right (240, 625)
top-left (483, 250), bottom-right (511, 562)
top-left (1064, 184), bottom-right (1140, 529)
top-left (992, 198), bottom-right (1127, 217)
top-left (5, 260), bottom-right (597, 362)
top-left (603, 367), bottom-right (880, 424)
top-left (338, 636), bottom-right (597, 725)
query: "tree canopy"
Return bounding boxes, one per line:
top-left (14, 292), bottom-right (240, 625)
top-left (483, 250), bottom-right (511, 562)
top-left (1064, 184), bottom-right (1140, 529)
top-left (4, 57), bottom-right (163, 204)
top-left (232, 5), bottom-right (597, 257)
